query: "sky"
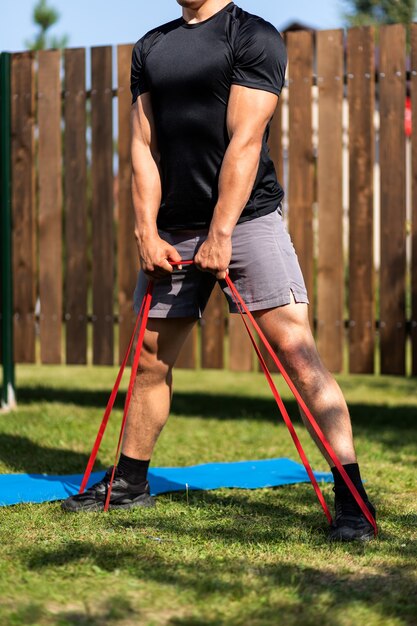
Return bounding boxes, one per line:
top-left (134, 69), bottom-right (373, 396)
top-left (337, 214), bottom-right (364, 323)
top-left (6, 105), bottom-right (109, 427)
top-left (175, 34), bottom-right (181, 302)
top-left (1, 0), bottom-right (345, 52)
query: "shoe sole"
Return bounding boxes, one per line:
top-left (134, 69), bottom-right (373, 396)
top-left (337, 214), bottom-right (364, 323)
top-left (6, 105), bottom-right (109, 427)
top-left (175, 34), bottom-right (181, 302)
top-left (61, 494), bottom-right (156, 513)
top-left (328, 527), bottom-right (376, 542)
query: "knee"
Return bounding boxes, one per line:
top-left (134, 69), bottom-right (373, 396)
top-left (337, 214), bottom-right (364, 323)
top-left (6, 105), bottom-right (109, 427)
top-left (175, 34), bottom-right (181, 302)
top-left (276, 332), bottom-right (325, 391)
top-left (135, 340), bottom-right (171, 387)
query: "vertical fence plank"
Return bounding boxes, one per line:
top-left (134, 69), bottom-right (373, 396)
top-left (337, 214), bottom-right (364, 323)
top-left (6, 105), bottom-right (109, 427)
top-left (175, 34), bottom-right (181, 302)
top-left (0, 52), bottom-right (16, 407)
top-left (91, 46), bottom-right (114, 365)
top-left (64, 48), bottom-right (88, 364)
top-left (38, 50), bottom-right (62, 364)
top-left (411, 24), bottom-right (417, 376)
top-left (379, 25), bottom-right (406, 375)
top-left (316, 30), bottom-right (344, 372)
top-left (176, 327), bottom-right (197, 369)
top-left (287, 31), bottom-right (315, 329)
top-left (347, 27), bottom-right (375, 374)
top-left (201, 284), bottom-right (224, 369)
top-left (117, 44), bottom-right (138, 365)
top-left (11, 52), bottom-right (36, 363)
top-left (229, 316), bottom-right (253, 371)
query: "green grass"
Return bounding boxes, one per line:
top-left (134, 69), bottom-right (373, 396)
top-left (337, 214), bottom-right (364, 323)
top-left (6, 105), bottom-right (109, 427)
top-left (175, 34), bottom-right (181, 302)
top-left (0, 366), bottom-right (417, 626)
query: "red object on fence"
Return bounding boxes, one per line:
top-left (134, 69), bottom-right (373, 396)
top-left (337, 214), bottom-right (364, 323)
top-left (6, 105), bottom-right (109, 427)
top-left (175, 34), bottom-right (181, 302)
top-left (79, 262), bottom-right (377, 536)
top-left (405, 96), bottom-right (412, 137)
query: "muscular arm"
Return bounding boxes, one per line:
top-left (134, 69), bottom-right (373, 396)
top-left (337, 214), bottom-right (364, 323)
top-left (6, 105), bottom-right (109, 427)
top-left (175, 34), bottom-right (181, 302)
top-left (194, 85), bottom-right (279, 279)
top-left (131, 93), bottom-right (181, 278)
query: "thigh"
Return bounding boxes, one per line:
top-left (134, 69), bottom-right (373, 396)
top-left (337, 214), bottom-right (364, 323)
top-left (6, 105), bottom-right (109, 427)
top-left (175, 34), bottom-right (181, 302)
top-left (221, 209), bottom-right (309, 313)
top-left (141, 317), bottom-right (197, 369)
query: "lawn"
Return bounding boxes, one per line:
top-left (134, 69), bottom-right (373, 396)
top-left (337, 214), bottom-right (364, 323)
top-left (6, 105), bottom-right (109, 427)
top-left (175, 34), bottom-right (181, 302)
top-left (0, 365), bottom-right (416, 626)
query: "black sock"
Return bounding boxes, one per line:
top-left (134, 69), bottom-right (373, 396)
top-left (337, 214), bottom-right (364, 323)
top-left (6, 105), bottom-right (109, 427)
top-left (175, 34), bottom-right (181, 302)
top-left (117, 453), bottom-right (150, 484)
top-left (331, 463), bottom-right (368, 501)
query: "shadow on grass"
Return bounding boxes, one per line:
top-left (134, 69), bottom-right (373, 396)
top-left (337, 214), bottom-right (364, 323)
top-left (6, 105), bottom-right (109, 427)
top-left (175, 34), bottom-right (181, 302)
top-left (2, 596), bottom-right (136, 626)
top-left (10, 386), bottom-right (417, 456)
top-left (107, 488), bottom-right (416, 550)
top-left (16, 385), bottom-right (119, 409)
top-left (14, 384), bottom-right (417, 426)
top-left (0, 433), bottom-right (106, 474)
top-left (18, 491), bottom-right (417, 626)
top-left (162, 558), bottom-right (417, 625)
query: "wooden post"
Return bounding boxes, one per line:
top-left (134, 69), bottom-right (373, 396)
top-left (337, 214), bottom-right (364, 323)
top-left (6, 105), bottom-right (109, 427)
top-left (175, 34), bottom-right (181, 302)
top-left (411, 24), bottom-right (417, 376)
top-left (11, 52), bottom-right (36, 363)
top-left (91, 46), bottom-right (114, 365)
top-left (347, 27), bottom-right (375, 374)
top-left (229, 315), bottom-right (253, 371)
top-left (287, 31), bottom-right (315, 329)
top-left (64, 48), bottom-right (88, 365)
top-left (0, 52), bottom-right (16, 408)
top-left (176, 326), bottom-right (198, 369)
top-left (379, 25), bottom-right (406, 375)
top-left (316, 29), bottom-right (344, 373)
top-left (38, 49), bottom-right (63, 364)
top-left (201, 283), bottom-right (224, 369)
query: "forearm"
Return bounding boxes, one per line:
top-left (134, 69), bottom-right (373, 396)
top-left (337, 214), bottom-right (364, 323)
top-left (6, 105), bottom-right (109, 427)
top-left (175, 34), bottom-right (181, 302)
top-left (209, 136), bottom-right (262, 238)
top-left (131, 149), bottom-right (182, 277)
top-left (132, 153), bottom-right (162, 241)
top-left (130, 98), bottom-right (181, 278)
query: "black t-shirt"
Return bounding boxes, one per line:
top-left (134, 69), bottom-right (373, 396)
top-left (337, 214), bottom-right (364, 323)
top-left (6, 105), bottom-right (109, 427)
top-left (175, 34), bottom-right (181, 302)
top-left (131, 1), bottom-right (287, 231)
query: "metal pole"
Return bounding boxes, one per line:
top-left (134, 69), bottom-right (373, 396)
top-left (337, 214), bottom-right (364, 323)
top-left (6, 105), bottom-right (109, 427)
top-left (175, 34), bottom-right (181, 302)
top-left (0, 52), bottom-right (16, 410)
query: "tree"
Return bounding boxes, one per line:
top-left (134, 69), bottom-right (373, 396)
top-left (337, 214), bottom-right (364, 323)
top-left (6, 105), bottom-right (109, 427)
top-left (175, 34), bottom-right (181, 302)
top-left (25, 0), bottom-right (69, 51)
top-left (342, 0), bottom-right (417, 26)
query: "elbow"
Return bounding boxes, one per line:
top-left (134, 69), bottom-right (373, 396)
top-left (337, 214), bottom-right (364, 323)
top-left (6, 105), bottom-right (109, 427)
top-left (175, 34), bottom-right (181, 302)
top-left (228, 132), bottom-right (263, 157)
top-left (131, 147), bottom-right (161, 177)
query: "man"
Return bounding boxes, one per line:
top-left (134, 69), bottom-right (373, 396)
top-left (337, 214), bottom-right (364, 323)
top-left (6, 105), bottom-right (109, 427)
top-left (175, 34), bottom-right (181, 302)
top-left (63, 0), bottom-right (377, 542)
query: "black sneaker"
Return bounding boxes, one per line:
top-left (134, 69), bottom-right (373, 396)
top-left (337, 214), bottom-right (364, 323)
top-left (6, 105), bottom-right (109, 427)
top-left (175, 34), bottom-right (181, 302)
top-left (61, 467), bottom-right (155, 512)
top-left (328, 488), bottom-right (377, 542)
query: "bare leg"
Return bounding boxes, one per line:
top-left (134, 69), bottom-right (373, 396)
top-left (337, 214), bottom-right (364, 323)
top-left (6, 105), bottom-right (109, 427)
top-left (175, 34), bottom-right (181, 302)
top-left (122, 317), bottom-right (196, 459)
top-left (253, 292), bottom-right (356, 466)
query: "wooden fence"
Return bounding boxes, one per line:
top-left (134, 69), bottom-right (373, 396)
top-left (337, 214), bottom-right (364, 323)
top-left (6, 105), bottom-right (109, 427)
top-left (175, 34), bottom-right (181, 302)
top-left (3, 24), bottom-right (417, 375)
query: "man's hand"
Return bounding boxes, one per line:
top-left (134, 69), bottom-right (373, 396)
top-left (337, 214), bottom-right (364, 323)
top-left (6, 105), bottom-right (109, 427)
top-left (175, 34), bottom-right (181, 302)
top-left (194, 232), bottom-right (232, 280)
top-left (136, 232), bottom-right (182, 279)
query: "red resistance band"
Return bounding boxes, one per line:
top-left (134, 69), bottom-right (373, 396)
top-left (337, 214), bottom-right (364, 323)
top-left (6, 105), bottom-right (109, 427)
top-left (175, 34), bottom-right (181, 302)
top-left (79, 261), bottom-right (377, 537)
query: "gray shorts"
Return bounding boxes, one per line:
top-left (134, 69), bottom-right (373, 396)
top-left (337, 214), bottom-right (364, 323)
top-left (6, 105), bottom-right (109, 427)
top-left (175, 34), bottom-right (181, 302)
top-left (133, 208), bottom-right (309, 318)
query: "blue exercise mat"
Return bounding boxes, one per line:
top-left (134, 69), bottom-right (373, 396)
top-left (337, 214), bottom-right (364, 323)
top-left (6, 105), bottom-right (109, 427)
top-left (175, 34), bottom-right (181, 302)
top-left (0, 458), bottom-right (333, 506)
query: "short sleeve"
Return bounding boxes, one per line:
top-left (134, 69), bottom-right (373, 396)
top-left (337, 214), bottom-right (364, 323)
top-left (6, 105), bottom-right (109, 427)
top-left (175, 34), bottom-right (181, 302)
top-left (231, 19), bottom-right (287, 96)
top-left (131, 37), bottom-right (150, 105)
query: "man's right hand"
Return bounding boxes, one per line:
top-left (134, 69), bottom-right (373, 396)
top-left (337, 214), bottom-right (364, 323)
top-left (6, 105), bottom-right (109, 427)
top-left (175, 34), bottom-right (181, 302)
top-left (136, 233), bottom-right (182, 279)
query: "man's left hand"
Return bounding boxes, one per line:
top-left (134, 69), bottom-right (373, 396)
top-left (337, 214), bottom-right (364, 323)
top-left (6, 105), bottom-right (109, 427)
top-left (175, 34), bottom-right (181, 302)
top-left (194, 233), bottom-right (232, 280)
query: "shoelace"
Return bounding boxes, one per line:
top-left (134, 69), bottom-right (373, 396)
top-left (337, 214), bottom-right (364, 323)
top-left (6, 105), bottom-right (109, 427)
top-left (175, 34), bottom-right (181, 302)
top-left (78, 261), bottom-right (377, 537)
top-left (332, 487), bottom-right (371, 521)
top-left (81, 469), bottom-right (113, 495)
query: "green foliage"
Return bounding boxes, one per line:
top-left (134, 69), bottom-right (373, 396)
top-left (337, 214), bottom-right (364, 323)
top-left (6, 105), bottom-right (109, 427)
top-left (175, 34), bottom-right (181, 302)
top-left (25, 0), bottom-right (69, 51)
top-left (342, 0), bottom-right (417, 26)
